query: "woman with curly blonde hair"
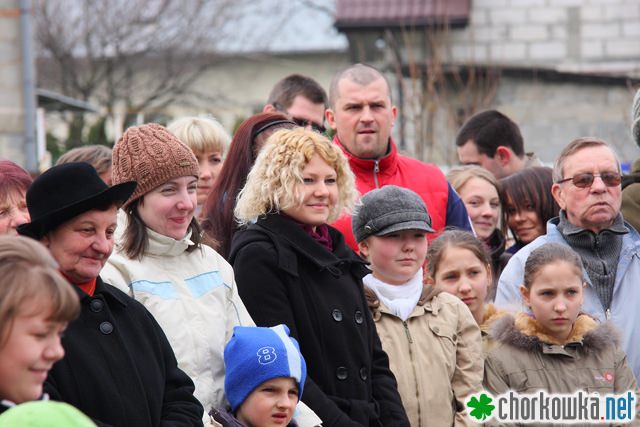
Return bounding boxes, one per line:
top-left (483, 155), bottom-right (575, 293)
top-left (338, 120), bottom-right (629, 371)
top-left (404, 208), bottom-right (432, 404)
top-left (229, 128), bottom-right (410, 427)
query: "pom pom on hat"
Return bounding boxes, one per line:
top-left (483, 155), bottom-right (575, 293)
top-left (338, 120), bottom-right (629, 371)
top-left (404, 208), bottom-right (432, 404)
top-left (224, 324), bottom-right (306, 412)
top-left (112, 123), bottom-right (199, 209)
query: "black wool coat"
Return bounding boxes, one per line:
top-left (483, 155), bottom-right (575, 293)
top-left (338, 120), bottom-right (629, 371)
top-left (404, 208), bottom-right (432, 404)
top-left (45, 277), bottom-right (204, 427)
top-left (229, 214), bottom-right (410, 427)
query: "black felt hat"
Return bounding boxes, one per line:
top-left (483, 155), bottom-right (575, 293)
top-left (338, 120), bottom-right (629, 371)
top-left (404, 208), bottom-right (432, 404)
top-left (18, 162), bottom-right (136, 239)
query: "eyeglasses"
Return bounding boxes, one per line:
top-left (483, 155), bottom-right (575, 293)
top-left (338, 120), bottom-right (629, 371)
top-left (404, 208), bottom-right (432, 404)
top-left (557, 172), bottom-right (621, 188)
top-left (292, 117), bottom-right (326, 134)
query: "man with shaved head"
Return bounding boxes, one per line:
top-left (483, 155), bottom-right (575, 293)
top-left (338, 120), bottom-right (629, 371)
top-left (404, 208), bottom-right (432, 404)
top-left (326, 63), bottom-right (472, 251)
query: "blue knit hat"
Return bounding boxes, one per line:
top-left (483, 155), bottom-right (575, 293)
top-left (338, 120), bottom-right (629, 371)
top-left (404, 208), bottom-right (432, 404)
top-left (224, 324), bottom-right (306, 412)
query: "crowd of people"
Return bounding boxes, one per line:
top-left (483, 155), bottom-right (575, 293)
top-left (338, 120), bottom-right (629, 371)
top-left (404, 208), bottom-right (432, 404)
top-left (1, 63), bottom-right (640, 426)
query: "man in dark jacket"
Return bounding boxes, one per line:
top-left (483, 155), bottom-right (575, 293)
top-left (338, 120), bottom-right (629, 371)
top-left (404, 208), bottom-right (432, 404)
top-left (18, 162), bottom-right (203, 427)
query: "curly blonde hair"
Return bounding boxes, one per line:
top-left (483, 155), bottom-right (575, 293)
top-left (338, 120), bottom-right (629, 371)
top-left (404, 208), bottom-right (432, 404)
top-left (235, 128), bottom-right (357, 225)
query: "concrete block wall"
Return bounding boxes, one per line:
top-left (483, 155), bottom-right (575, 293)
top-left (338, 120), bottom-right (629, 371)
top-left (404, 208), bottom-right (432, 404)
top-left (0, 0), bottom-right (26, 166)
top-left (447, 0), bottom-right (640, 66)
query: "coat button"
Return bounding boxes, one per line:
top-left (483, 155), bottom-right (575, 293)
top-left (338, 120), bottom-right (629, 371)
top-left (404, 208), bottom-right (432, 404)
top-left (336, 366), bottom-right (348, 380)
top-left (332, 309), bottom-right (343, 322)
top-left (89, 299), bottom-right (103, 313)
top-left (354, 310), bottom-right (364, 324)
top-left (99, 321), bottom-right (113, 335)
top-left (359, 367), bottom-right (368, 381)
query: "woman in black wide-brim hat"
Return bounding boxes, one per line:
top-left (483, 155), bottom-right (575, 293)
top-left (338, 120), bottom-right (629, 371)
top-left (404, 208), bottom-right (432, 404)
top-left (18, 162), bottom-right (203, 427)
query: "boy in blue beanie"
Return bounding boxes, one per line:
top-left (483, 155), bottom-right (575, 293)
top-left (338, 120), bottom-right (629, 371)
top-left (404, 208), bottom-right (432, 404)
top-left (211, 324), bottom-right (307, 427)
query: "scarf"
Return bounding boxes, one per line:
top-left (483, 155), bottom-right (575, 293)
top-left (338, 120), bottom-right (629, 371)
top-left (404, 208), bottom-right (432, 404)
top-left (363, 270), bottom-right (423, 321)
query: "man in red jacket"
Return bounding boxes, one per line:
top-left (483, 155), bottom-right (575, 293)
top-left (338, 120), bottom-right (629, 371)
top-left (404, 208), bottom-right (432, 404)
top-left (326, 63), bottom-right (472, 251)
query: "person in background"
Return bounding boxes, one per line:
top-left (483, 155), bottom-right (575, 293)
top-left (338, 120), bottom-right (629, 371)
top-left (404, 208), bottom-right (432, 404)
top-left (621, 88), bottom-right (640, 232)
top-left (325, 63), bottom-right (471, 251)
top-left (201, 112), bottom-right (296, 258)
top-left (0, 236), bottom-right (79, 415)
top-left (56, 145), bottom-right (113, 186)
top-left (426, 230), bottom-right (506, 354)
top-left (455, 109), bottom-right (541, 179)
top-left (167, 116), bottom-right (231, 216)
top-left (210, 324), bottom-right (306, 427)
top-left (18, 162), bottom-right (203, 426)
top-left (448, 165), bottom-right (510, 299)
top-left (0, 160), bottom-right (31, 235)
top-left (263, 74), bottom-right (328, 134)
top-left (496, 137), bottom-right (640, 382)
top-left (485, 243), bottom-right (639, 422)
top-left (499, 167), bottom-right (559, 254)
top-left (230, 128), bottom-right (410, 427)
top-left (354, 186), bottom-right (482, 426)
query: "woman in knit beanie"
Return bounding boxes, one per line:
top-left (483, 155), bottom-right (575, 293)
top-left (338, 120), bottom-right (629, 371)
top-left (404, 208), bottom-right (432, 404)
top-left (100, 123), bottom-right (254, 424)
top-left (200, 112), bottom-right (296, 259)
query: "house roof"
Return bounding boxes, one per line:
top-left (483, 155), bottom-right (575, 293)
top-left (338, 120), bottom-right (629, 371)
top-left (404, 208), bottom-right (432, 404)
top-left (37, 89), bottom-right (98, 113)
top-left (335, 0), bottom-right (470, 30)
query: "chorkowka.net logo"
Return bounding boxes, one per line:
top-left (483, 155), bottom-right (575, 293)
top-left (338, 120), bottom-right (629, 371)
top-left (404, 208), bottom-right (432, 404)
top-left (466, 391), bottom-right (636, 424)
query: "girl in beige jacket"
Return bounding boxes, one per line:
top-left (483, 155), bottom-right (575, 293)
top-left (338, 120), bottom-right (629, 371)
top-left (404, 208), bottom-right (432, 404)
top-left (353, 186), bottom-right (483, 427)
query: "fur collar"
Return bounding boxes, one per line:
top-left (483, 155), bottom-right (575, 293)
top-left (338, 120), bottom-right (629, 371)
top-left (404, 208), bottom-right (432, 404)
top-left (491, 312), bottom-right (619, 353)
top-left (480, 303), bottom-right (508, 334)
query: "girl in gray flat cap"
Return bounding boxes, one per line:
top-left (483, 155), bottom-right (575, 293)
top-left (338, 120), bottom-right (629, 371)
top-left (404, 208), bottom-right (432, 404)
top-left (354, 185), bottom-right (483, 427)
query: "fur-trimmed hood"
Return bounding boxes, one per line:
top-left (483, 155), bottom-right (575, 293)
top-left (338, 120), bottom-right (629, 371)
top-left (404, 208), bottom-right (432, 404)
top-left (491, 312), bottom-right (619, 353)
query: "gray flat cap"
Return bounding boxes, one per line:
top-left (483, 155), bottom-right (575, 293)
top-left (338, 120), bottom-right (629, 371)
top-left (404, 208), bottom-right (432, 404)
top-left (352, 185), bottom-right (434, 243)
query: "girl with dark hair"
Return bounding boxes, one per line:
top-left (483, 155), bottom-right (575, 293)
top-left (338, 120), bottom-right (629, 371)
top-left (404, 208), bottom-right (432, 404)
top-left (499, 167), bottom-right (559, 254)
top-left (201, 112), bottom-right (296, 259)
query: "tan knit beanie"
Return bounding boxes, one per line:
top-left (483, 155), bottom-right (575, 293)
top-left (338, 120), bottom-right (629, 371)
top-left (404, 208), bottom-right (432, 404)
top-left (112, 123), bottom-right (199, 209)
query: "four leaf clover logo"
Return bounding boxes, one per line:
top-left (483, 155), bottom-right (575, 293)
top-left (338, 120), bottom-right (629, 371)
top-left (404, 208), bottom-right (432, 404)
top-left (467, 393), bottom-right (495, 421)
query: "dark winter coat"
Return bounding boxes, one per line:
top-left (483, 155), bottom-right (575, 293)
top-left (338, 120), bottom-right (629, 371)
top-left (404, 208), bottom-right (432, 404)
top-left (229, 214), bottom-right (410, 427)
top-left (45, 277), bottom-right (204, 427)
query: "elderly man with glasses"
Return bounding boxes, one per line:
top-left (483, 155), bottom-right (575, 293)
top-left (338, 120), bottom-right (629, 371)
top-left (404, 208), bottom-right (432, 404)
top-left (496, 137), bottom-right (640, 382)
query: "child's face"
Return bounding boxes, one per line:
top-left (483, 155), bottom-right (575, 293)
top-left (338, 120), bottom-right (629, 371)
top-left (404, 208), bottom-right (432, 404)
top-left (359, 229), bottom-right (428, 285)
top-left (236, 377), bottom-right (299, 427)
top-left (431, 246), bottom-right (490, 321)
top-left (520, 260), bottom-right (584, 343)
top-left (0, 305), bottom-right (67, 404)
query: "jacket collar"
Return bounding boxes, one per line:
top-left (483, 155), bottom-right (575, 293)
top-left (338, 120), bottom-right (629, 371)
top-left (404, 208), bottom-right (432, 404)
top-left (249, 214), bottom-right (368, 278)
top-left (366, 284), bottom-right (455, 320)
top-left (333, 135), bottom-right (399, 175)
top-left (75, 276), bottom-right (129, 308)
top-left (491, 312), bottom-right (618, 355)
top-left (146, 227), bottom-right (194, 257)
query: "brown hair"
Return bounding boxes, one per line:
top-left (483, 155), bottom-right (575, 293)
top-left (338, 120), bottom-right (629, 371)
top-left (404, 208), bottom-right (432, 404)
top-left (56, 145), bottom-right (112, 176)
top-left (200, 112), bottom-right (294, 258)
top-left (553, 137), bottom-right (620, 183)
top-left (427, 229), bottom-right (491, 278)
top-left (499, 167), bottom-right (559, 244)
top-left (267, 74), bottom-right (328, 110)
top-left (0, 159), bottom-right (32, 202)
top-left (523, 243), bottom-right (583, 289)
top-left (0, 236), bottom-right (80, 347)
top-left (121, 198), bottom-right (202, 260)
